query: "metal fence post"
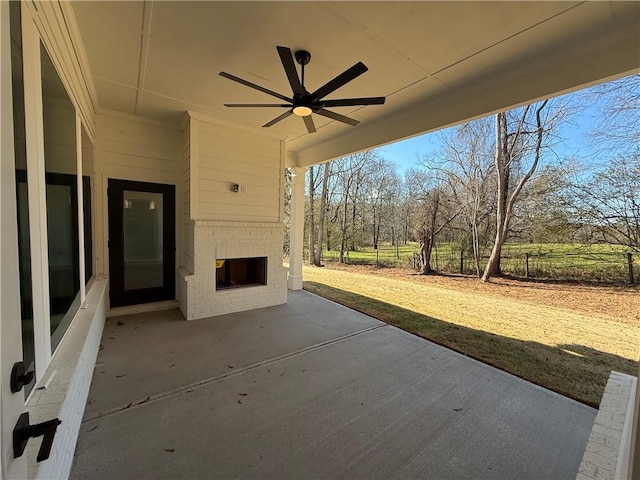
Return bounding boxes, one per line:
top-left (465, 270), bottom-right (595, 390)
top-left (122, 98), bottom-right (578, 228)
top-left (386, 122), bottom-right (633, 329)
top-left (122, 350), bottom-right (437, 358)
top-left (628, 253), bottom-right (634, 284)
top-left (525, 253), bottom-right (530, 278)
top-left (460, 250), bottom-right (464, 274)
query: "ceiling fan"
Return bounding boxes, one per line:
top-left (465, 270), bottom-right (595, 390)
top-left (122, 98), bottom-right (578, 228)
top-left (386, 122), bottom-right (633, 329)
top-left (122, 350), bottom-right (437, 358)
top-left (219, 46), bottom-right (385, 134)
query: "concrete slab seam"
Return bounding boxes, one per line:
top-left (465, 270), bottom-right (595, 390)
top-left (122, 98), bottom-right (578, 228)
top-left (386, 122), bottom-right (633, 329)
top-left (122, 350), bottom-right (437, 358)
top-left (82, 323), bottom-right (388, 424)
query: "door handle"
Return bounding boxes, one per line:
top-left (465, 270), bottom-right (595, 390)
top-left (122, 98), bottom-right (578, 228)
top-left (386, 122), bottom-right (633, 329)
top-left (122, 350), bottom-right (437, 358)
top-left (13, 412), bottom-right (61, 462)
top-left (11, 361), bottom-right (35, 393)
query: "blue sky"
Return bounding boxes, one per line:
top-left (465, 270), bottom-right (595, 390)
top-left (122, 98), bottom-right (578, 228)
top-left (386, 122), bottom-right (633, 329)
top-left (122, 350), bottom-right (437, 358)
top-left (372, 89), bottom-right (604, 175)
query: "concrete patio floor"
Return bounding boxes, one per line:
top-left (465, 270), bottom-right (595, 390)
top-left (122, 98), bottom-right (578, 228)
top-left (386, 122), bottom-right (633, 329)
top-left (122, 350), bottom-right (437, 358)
top-left (71, 290), bottom-right (596, 479)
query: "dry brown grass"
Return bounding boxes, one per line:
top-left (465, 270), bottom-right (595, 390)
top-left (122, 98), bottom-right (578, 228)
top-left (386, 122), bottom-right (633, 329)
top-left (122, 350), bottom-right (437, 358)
top-left (303, 264), bottom-right (639, 407)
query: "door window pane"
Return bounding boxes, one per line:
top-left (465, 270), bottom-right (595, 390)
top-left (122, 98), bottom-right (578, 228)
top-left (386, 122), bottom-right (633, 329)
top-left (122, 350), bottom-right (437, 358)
top-left (124, 191), bottom-right (164, 290)
top-left (41, 43), bottom-right (80, 350)
top-left (11, 1), bottom-right (36, 394)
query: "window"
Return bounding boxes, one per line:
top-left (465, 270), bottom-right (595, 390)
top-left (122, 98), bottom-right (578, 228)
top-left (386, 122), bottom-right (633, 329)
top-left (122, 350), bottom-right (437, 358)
top-left (41, 43), bottom-right (81, 350)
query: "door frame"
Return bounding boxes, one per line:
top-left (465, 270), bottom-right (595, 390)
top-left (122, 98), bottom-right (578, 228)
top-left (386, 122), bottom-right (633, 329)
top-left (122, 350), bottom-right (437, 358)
top-left (107, 179), bottom-right (176, 308)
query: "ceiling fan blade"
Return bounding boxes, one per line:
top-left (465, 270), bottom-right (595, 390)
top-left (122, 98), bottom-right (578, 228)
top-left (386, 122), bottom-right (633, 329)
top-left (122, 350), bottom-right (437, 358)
top-left (321, 97), bottom-right (386, 107)
top-left (311, 62), bottom-right (368, 100)
top-left (263, 110), bottom-right (293, 128)
top-left (276, 46), bottom-right (304, 96)
top-left (219, 72), bottom-right (291, 102)
top-left (302, 115), bottom-right (316, 134)
top-left (224, 104), bottom-right (291, 107)
top-left (316, 108), bottom-right (360, 126)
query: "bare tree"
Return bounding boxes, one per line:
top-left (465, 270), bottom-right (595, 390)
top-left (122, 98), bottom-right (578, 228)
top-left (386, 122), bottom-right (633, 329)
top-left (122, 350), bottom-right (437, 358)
top-left (427, 119), bottom-right (495, 276)
top-left (586, 73), bottom-right (640, 157)
top-left (405, 168), bottom-right (460, 274)
top-left (332, 153), bottom-right (371, 262)
top-left (570, 152), bottom-right (640, 252)
top-left (308, 166), bottom-right (315, 264)
top-left (307, 166), bottom-right (324, 264)
top-left (312, 162), bottom-right (331, 266)
top-left (482, 100), bottom-right (563, 281)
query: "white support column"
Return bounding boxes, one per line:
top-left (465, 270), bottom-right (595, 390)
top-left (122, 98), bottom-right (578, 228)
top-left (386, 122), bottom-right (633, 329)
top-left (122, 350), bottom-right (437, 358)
top-left (287, 167), bottom-right (306, 290)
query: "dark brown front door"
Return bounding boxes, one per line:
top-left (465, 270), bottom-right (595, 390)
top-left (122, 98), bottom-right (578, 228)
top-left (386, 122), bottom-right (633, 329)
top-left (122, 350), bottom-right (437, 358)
top-left (108, 179), bottom-right (175, 307)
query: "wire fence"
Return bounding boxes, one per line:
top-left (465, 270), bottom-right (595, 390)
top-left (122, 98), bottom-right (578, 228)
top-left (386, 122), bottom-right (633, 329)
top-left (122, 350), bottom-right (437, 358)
top-left (320, 243), bottom-right (638, 285)
top-left (429, 249), bottom-right (637, 284)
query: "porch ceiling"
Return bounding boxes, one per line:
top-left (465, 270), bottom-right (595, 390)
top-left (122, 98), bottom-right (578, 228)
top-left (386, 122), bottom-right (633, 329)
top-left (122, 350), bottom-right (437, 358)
top-left (70, 1), bottom-right (640, 167)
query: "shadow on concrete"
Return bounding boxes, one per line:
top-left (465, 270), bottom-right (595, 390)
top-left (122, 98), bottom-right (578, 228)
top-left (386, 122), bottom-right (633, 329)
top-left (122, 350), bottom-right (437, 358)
top-left (304, 281), bottom-right (637, 408)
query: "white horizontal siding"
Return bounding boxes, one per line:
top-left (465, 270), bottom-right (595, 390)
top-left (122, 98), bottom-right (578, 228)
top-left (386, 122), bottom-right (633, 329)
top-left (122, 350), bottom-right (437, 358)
top-left (96, 114), bottom-right (181, 184)
top-left (194, 118), bottom-right (283, 223)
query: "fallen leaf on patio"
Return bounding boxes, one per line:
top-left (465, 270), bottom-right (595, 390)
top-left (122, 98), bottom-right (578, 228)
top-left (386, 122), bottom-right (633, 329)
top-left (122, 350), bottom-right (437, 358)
top-left (227, 365), bottom-right (234, 369)
top-left (280, 371), bottom-right (286, 377)
top-left (116, 374), bottom-right (126, 378)
top-left (237, 399), bottom-right (242, 404)
top-left (164, 449), bottom-right (175, 453)
top-left (453, 407), bottom-right (463, 412)
top-left (168, 364), bottom-right (176, 368)
top-left (109, 337), bottom-right (115, 340)
top-left (117, 321), bottom-right (124, 326)
top-left (87, 398), bottom-right (94, 405)
top-left (302, 369), bottom-right (306, 373)
top-left (238, 393), bottom-right (248, 396)
top-left (267, 369), bottom-right (271, 373)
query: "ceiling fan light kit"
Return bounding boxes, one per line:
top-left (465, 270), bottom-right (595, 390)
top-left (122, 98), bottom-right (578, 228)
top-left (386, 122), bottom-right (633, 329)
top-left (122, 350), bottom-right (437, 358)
top-left (293, 105), bottom-right (312, 117)
top-left (220, 46), bottom-right (386, 133)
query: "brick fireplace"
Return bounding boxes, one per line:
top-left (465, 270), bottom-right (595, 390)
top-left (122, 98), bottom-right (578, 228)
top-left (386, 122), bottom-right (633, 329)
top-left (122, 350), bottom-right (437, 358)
top-left (178, 221), bottom-right (287, 320)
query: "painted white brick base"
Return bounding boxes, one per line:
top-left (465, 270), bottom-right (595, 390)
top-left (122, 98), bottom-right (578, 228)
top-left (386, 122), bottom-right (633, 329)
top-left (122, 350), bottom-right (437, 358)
top-left (26, 278), bottom-right (107, 479)
top-left (179, 221), bottom-right (287, 320)
top-left (577, 371), bottom-right (637, 480)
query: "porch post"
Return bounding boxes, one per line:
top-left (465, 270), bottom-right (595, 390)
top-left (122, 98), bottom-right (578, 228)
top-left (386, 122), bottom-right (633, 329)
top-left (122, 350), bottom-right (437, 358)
top-left (288, 166), bottom-right (306, 290)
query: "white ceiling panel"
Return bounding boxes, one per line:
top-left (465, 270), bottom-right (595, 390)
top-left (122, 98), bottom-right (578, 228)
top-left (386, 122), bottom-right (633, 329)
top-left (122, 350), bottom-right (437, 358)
top-left (72, 1), bottom-right (144, 86)
top-left (93, 78), bottom-right (138, 116)
top-left (70, 1), bottom-right (640, 166)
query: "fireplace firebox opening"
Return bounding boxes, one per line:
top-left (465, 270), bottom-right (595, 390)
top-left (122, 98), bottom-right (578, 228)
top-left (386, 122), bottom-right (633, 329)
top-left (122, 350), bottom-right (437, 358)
top-left (216, 257), bottom-right (267, 290)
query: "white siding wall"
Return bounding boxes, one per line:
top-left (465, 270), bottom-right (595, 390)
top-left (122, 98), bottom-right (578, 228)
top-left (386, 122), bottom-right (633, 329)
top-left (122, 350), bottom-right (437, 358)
top-left (196, 118), bottom-right (283, 223)
top-left (94, 112), bottom-right (181, 277)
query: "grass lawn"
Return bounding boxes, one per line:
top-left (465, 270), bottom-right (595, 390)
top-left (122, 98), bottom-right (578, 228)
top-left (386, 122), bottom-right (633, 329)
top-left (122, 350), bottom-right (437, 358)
top-left (302, 264), bottom-right (639, 407)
